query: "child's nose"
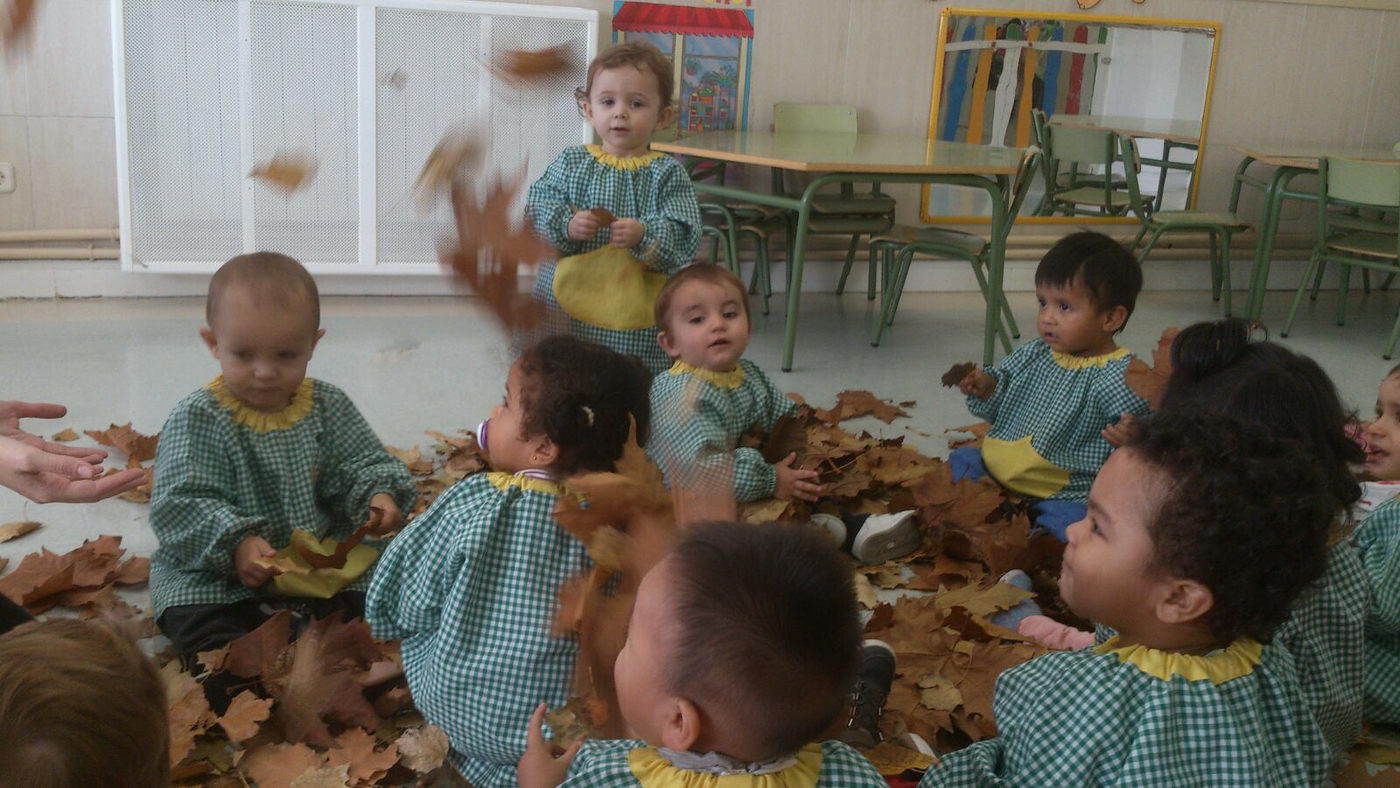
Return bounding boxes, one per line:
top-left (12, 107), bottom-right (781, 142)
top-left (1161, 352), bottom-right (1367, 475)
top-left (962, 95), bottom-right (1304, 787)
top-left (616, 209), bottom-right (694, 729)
top-left (1065, 517), bottom-right (1088, 542)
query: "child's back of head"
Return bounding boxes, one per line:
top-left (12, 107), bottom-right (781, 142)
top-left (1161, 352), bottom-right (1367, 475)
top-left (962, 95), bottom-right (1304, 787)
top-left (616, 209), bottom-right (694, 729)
top-left (0, 618), bottom-right (169, 786)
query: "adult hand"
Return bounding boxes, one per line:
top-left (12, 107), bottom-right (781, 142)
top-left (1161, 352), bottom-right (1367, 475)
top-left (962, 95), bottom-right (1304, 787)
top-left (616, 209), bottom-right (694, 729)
top-left (0, 400), bottom-right (107, 464)
top-left (0, 435), bottom-right (146, 504)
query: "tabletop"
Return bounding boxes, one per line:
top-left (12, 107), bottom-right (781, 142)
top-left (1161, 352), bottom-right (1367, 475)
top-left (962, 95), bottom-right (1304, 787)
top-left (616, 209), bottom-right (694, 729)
top-left (651, 130), bottom-right (1025, 175)
top-left (1233, 144), bottom-right (1400, 170)
top-left (1052, 114), bottom-right (1202, 145)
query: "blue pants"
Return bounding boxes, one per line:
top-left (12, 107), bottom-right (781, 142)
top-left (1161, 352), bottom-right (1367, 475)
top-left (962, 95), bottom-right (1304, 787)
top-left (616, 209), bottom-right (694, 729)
top-left (948, 447), bottom-right (1085, 541)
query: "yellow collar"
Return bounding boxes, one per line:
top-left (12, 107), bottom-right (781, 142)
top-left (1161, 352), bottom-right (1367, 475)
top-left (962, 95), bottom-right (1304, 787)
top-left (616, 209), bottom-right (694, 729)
top-left (1050, 346), bottom-right (1130, 370)
top-left (668, 361), bottom-right (746, 389)
top-left (1096, 636), bottom-right (1262, 685)
top-left (628, 744), bottom-right (822, 788)
top-left (206, 376), bottom-right (315, 432)
top-left (485, 471), bottom-right (563, 497)
top-left (586, 144), bottom-right (664, 170)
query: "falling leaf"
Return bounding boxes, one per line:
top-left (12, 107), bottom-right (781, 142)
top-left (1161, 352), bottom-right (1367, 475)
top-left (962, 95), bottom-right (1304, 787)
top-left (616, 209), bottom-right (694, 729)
top-left (0, 520), bottom-right (40, 543)
top-left (381, 68), bottom-right (407, 90)
top-left (440, 175), bottom-right (553, 332)
top-left (251, 150), bottom-right (318, 192)
top-left (493, 44), bottom-right (572, 83)
top-left (589, 207), bottom-right (617, 225)
top-left (218, 690), bottom-right (274, 742)
top-left (414, 128), bottom-right (483, 209)
top-left (0, 0), bottom-right (36, 49)
top-left (83, 422), bottom-right (159, 464)
top-left (918, 674), bottom-right (963, 712)
top-left (941, 362), bottom-right (978, 388)
top-left (51, 427), bottom-right (78, 442)
top-left (326, 727), bottom-right (399, 786)
top-left (1124, 326), bottom-right (1178, 410)
top-left (238, 742), bottom-right (327, 788)
top-left (395, 724), bottom-right (449, 774)
top-left (945, 422), bottom-right (991, 451)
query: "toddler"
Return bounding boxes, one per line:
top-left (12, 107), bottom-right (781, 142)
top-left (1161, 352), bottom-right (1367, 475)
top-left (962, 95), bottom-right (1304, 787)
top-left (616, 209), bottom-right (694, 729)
top-left (953, 232), bottom-right (1150, 539)
top-left (366, 336), bottom-right (652, 786)
top-left (1357, 364), bottom-right (1400, 724)
top-left (925, 413), bottom-right (1335, 784)
top-left (518, 521), bottom-right (887, 787)
top-left (150, 252), bottom-right (417, 711)
top-left (526, 43), bottom-right (703, 375)
top-left (0, 618), bottom-right (169, 786)
top-left (647, 264), bottom-right (919, 564)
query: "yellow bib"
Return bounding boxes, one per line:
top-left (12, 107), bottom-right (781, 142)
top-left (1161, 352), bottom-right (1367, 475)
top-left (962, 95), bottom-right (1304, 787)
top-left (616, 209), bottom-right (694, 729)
top-left (981, 434), bottom-right (1070, 499)
top-left (552, 246), bottom-right (668, 331)
top-left (269, 529), bottom-right (378, 599)
top-left (627, 744), bottom-right (822, 788)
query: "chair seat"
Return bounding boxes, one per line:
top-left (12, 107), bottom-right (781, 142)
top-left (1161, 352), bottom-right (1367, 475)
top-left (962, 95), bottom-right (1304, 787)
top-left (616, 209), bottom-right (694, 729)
top-left (1326, 231), bottom-right (1400, 259)
top-left (1051, 187), bottom-right (1144, 208)
top-left (809, 195), bottom-right (897, 215)
top-left (1151, 210), bottom-right (1249, 229)
top-left (873, 226), bottom-right (986, 255)
top-left (806, 216), bottom-right (893, 234)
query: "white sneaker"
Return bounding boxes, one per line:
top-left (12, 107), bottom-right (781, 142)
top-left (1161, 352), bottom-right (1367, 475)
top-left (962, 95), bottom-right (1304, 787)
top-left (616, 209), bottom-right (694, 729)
top-left (809, 513), bottom-right (847, 549)
top-left (851, 511), bottom-right (921, 565)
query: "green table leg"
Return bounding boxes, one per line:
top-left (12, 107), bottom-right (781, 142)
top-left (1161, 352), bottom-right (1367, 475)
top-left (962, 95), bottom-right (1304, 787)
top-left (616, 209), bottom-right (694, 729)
top-left (1231, 157), bottom-right (1315, 322)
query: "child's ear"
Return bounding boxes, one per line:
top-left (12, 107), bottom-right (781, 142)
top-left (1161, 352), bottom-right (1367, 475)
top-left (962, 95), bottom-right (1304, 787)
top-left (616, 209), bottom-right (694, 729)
top-left (312, 327), bottom-right (326, 348)
top-left (1100, 305), bottom-right (1129, 334)
top-left (657, 329), bottom-right (681, 360)
top-left (1154, 578), bottom-right (1213, 626)
top-left (198, 327), bottom-right (218, 356)
top-left (658, 104), bottom-right (675, 130)
top-left (530, 435), bottom-right (560, 468)
top-left (660, 696), bottom-right (702, 752)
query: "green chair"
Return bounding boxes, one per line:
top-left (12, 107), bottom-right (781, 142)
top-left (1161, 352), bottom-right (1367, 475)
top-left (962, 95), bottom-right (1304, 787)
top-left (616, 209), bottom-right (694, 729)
top-left (867, 146), bottom-right (1042, 350)
top-left (1118, 136), bottom-right (1249, 316)
top-left (1041, 124), bottom-right (1150, 217)
top-left (770, 103), bottom-right (896, 300)
top-left (1281, 157), bottom-right (1400, 357)
top-left (1030, 109), bottom-right (1125, 216)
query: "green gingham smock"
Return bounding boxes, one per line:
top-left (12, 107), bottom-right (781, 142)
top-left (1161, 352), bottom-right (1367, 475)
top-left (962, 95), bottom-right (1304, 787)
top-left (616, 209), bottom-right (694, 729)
top-left (560, 739), bottom-right (886, 787)
top-left (1357, 497), bottom-right (1400, 723)
top-left (647, 360), bottom-right (797, 503)
top-left (148, 377), bottom-right (416, 617)
top-left (919, 637), bottom-right (1332, 786)
top-left (365, 471), bottom-right (590, 786)
top-left (966, 339), bottom-right (1149, 502)
top-left (526, 145), bottom-right (702, 375)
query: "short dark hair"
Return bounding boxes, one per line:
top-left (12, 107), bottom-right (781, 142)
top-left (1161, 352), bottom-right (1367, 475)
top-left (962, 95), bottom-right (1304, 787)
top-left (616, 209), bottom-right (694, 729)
top-left (575, 43), bottom-right (674, 110)
top-left (666, 521), bottom-right (862, 760)
top-left (1161, 318), bottom-right (1363, 516)
top-left (1034, 231), bottom-right (1143, 328)
top-left (653, 263), bottom-right (750, 331)
top-left (516, 336), bottom-right (652, 476)
top-left (207, 251), bottom-right (320, 328)
top-left (1127, 412), bottom-right (1334, 644)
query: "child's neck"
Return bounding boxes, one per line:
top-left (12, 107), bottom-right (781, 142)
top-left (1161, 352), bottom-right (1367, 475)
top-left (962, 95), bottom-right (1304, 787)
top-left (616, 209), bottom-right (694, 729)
top-left (600, 141), bottom-right (652, 158)
top-left (1062, 336), bottom-right (1120, 358)
top-left (1113, 621), bottom-right (1225, 654)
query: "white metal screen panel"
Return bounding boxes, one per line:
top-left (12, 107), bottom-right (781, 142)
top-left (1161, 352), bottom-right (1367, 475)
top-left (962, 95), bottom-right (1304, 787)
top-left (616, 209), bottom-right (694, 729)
top-left (114, 0), bottom-right (597, 273)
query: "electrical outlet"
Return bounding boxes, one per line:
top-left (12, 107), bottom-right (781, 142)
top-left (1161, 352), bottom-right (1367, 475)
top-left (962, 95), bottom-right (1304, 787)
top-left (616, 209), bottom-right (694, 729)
top-left (0, 162), bottom-right (14, 194)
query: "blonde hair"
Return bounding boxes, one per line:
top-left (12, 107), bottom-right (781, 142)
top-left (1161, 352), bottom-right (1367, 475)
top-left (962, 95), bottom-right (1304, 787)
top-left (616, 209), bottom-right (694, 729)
top-left (207, 251), bottom-right (320, 328)
top-left (0, 618), bottom-right (169, 786)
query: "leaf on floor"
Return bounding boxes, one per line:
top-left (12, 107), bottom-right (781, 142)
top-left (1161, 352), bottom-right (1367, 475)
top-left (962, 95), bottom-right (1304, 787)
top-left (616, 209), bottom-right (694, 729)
top-left (50, 427), bottom-right (79, 442)
top-left (218, 691), bottom-right (274, 742)
top-left (83, 422), bottom-right (159, 465)
top-left (394, 724), bottom-right (450, 774)
top-left (0, 534), bottom-right (137, 614)
top-left (811, 390), bottom-right (910, 425)
top-left (0, 520), bottom-right (40, 543)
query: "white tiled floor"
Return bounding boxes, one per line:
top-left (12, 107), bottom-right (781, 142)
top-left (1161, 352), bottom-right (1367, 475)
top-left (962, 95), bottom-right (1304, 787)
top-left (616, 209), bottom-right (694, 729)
top-left (0, 286), bottom-right (1393, 607)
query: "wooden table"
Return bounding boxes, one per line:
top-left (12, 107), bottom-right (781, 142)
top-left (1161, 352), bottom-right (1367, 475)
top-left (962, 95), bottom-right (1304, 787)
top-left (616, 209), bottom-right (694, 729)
top-left (1052, 114), bottom-right (1201, 145)
top-left (1229, 144), bottom-right (1400, 320)
top-left (652, 131), bottom-right (1025, 369)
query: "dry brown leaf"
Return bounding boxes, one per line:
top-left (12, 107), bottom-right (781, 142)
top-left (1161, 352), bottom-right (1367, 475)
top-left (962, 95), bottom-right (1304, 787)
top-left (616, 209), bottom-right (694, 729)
top-left (50, 427), bottom-right (79, 442)
top-left (759, 414), bottom-right (807, 465)
top-left (865, 566), bottom-right (905, 590)
top-left (326, 727), bottom-right (399, 786)
top-left (0, 520), bottom-right (40, 543)
top-left (238, 742), bottom-right (327, 788)
top-left (271, 615), bottom-right (382, 747)
top-left (83, 422), bottom-right (159, 464)
top-left (395, 724), bottom-right (449, 774)
top-left (494, 44), bottom-right (572, 82)
top-left (414, 128), bottom-right (483, 208)
top-left (225, 610), bottom-right (293, 679)
top-left (440, 175), bottom-right (553, 332)
top-left (250, 150), bottom-right (318, 192)
top-left (853, 572), bottom-right (879, 609)
top-left (941, 362), bottom-right (978, 388)
top-left (162, 661), bottom-right (215, 767)
top-left (296, 513), bottom-right (377, 570)
top-left (290, 764), bottom-right (351, 788)
top-left (864, 740), bottom-right (937, 776)
top-left (589, 207), bottom-right (617, 225)
top-left (545, 695), bottom-right (609, 750)
top-left (740, 497), bottom-right (790, 524)
top-left (933, 582), bottom-right (1033, 618)
top-left (1, 0), bottom-right (37, 49)
top-left (113, 555), bottom-right (150, 585)
top-left (918, 674), bottom-right (963, 712)
top-left (219, 690), bottom-right (274, 742)
top-left (813, 391), bottom-right (909, 425)
top-left (0, 534), bottom-right (131, 612)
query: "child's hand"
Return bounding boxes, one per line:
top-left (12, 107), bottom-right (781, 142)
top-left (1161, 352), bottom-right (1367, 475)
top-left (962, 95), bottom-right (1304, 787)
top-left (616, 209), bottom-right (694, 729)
top-left (1101, 413), bottom-right (1136, 448)
top-left (518, 703), bottom-right (581, 788)
top-left (774, 452), bottom-right (823, 502)
top-left (609, 218), bottom-right (643, 249)
top-left (233, 535), bottom-right (279, 588)
top-left (959, 369), bottom-right (997, 400)
top-left (368, 493), bottom-right (402, 535)
top-left (568, 210), bottom-right (602, 241)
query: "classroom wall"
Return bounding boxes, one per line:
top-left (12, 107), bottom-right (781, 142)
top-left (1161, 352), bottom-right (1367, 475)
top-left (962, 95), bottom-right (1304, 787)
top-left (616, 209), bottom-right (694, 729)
top-left (0, 0), bottom-right (1397, 258)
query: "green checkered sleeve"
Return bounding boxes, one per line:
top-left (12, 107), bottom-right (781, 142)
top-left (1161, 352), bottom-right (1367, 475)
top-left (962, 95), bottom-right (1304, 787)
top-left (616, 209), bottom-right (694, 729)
top-left (561, 740), bottom-right (885, 786)
top-left (312, 385), bottom-right (417, 524)
top-left (366, 473), bottom-right (592, 787)
top-left (634, 156), bottom-right (701, 275)
top-left (921, 640), bottom-right (1332, 786)
top-left (966, 337), bottom-right (1039, 423)
top-left (1358, 499), bottom-right (1400, 723)
top-left (526, 150), bottom-right (587, 256)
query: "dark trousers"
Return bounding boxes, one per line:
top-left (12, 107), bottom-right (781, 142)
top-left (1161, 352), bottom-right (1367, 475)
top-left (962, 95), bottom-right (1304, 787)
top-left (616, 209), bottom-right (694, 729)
top-left (0, 595), bottom-right (34, 637)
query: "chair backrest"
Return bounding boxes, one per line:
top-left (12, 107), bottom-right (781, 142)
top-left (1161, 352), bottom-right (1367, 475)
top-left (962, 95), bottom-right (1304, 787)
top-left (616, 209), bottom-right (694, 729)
top-left (1117, 135), bottom-right (1153, 225)
top-left (773, 102), bottom-right (858, 134)
top-left (1000, 146), bottom-right (1042, 239)
top-left (1044, 123), bottom-right (1115, 166)
top-left (1326, 158), bottom-right (1400, 209)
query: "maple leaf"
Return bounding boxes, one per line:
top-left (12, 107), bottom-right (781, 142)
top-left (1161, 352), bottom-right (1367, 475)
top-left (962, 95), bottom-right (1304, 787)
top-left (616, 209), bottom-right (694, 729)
top-left (414, 127), bottom-right (483, 209)
top-left (225, 610), bottom-right (293, 678)
top-left (853, 572), bottom-right (880, 609)
top-left (162, 661), bottom-right (215, 767)
top-left (218, 690), bottom-right (274, 742)
top-left (270, 615), bottom-right (382, 747)
top-left (813, 391), bottom-right (909, 425)
top-left (326, 727), bottom-right (399, 786)
top-left (50, 427), bottom-right (78, 442)
top-left (941, 362), bottom-right (978, 388)
top-left (113, 555), bottom-right (150, 585)
top-left (250, 150), bottom-right (319, 192)
top-left (83, 422), bottom-right (160, 465)
top-left (0, 520), bottom-right (39, 542)
top-left (394, 724), bottom-right (449, 774)
top-left (440, 175), bottom-right (553, 331)
top-left (918, 674), bottom-right (963, 712)
top-left (492, 44), bottom-right (573, 83)
top-left (238, 742), bottom-right (327, 788)
top-left (1124, 325), bottom-right (1179, 410)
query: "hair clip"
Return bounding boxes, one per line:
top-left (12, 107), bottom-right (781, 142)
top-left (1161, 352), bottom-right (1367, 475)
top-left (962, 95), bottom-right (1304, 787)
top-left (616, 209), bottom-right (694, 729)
top-left (581, 405), bottom-right (595, 426)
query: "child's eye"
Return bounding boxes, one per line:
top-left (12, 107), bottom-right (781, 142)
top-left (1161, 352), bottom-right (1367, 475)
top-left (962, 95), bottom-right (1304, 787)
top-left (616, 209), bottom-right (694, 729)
top-left (234, 351), bottom-right (253, 362)
top-left (1036, 298), bottom-right (1046, 307)
top-left (278, 351), bottom-right (296, 360)
top-left (1059, 303), bottom-right (1071, 312)
top-left (689, 315), bottom-right (704, 324)
top-left (723, 309), bottom-right (739, 319)
top-left (631, 100), bottom-right (645, 108)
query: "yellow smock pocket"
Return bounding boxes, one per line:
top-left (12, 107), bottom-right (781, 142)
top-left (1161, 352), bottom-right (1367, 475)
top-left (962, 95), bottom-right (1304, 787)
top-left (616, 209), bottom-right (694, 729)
top-left (552, 246), bottom-right (668, 331)
top-left (270, 529), bottom-right (378, 600)
top-left (981, 435), bottom-right (1071, 499)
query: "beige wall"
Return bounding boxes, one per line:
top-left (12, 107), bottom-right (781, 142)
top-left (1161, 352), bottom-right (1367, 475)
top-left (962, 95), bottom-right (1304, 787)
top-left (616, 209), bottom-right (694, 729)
top-left (2, 0), bottom-right (1398, 233)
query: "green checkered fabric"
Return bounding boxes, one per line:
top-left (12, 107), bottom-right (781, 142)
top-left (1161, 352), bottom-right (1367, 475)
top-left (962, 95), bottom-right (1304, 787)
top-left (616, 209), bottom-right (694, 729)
top-left (526, 146), bottom-right (703, 375)
top-left (647, 360), bottom-right (797, 503)
top-left (967, 339), bottom-right (1150, 502)
top-left (365, 472), bottom-right (591, 787)
top-left (561, 739), bottom-right (886, 786)
top-left (920, 638), bottom-right (1333, 786)
top-left (1358, 498), bottom-right (1400, 724)
top-left (149, 380), bottom-right (417, 617)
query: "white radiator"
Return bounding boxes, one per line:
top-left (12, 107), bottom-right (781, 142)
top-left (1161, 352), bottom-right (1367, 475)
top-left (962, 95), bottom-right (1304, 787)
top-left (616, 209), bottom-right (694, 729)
top-left (113, 0), bottom-right (597, 273)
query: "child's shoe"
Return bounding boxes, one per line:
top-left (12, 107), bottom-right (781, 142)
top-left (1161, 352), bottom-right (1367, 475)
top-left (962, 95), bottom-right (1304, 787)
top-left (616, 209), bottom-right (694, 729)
top-left (840, 639), bottom-right (896, 749)
top-left (809, 513), bottom-right (849, 550)
top-left (851, 511), bottom-right (921, 565)
top-left (988, 569), bottom-right (1041, 631)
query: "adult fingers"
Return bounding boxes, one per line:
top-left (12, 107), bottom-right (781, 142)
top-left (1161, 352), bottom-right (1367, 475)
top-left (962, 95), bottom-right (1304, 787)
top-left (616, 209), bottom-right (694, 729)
top-left (1, 401), bottom-right (67, 421)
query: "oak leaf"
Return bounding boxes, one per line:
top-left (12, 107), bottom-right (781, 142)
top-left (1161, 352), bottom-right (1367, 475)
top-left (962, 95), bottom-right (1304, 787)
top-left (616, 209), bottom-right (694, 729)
top-left (0, 520), bottom-right (39, 542)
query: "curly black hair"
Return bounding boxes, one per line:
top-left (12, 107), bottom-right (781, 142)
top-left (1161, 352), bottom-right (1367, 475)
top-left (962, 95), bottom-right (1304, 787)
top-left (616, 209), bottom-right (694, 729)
top-left (667, 521), bottom-right (862, 761)
top-left (1127, 412), bottom-right (1334, 644)
top-left (515, 336), bottom-right (652, 476)
top-left (1161, 318), bottom-right (1363, 516)
top-left (1034, 231), bottom-right (1143, 330)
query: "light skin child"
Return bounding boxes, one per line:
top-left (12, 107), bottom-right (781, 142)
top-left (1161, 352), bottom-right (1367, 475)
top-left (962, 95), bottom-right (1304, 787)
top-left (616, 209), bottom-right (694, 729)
top-left (567, 64), bottom-right (674, 249)
top-left (1061, 449), bottom-right (1219, 653)
top-left (1363, 372), bottom-right (1400, 482)
top-left (657, 277), bottom-right (821, 502)
top-left (198, 286), bottom-right (402, 588)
